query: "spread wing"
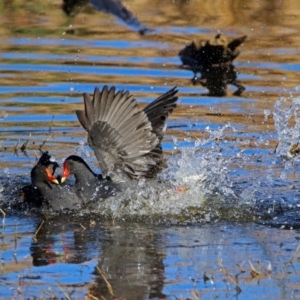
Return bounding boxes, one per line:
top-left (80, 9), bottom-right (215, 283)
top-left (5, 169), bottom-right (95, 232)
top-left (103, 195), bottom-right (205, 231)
top-left (76, 86), bottom-right (160, 179)
top-left (76, 85), bottom-right (178, 179)
top-left (144, 86), bottom-right (178, 141)
top-left (143, 87), bottom-right (178, 173)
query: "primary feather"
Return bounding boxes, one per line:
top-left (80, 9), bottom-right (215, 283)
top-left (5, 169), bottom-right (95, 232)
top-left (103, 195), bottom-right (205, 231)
top-left (76, 85), bottom-right (178, 179)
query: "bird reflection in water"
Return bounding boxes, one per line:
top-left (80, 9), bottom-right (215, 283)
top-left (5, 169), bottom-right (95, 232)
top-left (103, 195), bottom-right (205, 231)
top-left (30, 218), bottom-right (166, 299)
top-left (62, 0), bottom-right (151, 34)
top-left (179, 34), bottom-right (247, 96)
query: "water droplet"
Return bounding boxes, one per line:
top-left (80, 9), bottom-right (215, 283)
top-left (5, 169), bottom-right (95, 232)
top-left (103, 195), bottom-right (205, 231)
top-left (264, 109), bottom-right (271, 121)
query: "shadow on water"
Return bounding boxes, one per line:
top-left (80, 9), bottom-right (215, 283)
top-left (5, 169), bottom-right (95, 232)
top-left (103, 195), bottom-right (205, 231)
top-left (2, 0), bottom-right (300, 298)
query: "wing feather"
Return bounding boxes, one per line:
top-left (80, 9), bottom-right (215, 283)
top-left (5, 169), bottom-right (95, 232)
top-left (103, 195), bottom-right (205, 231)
top-left (92, 87), bottom-right (101, 121)
top-left (98, 85), bottom-right (108, 120)
top-left (76, 85), bottom-right (178, 179)
top-left (143, 86), bottom-right (178, 140)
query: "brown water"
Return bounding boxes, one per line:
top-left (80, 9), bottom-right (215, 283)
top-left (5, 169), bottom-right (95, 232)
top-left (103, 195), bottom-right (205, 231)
top-left (1, 0), bottom-right (300, 299)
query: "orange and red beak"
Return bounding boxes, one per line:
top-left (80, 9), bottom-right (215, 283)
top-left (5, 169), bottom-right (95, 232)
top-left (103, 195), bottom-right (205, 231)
top-left (45, 167), bottom-right (59, 184)
top-left (60, 161), bottom-right (70, 183)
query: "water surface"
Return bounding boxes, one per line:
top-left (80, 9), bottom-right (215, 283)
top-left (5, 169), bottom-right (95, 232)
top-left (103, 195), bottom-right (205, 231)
top-left (1, 0), bottom-right (300, 298)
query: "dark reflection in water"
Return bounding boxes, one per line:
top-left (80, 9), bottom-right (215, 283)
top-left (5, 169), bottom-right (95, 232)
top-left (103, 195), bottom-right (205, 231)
top-left (196, 62), bottom-right (245, 97)
top-left (179, 34), bottom-right (246, 96)
top-left (62, 0), bottom-right (150, 34)
top-left (24, 216), bottom-right (300, 300)
top-left (30, 217), bottom-right (166, 299)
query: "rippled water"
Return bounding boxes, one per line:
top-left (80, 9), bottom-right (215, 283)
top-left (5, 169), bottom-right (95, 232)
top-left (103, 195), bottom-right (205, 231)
top-left (1, 0), bottom-right (300, 298)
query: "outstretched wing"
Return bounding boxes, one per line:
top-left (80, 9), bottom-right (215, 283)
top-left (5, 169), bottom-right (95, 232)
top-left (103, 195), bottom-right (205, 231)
top-left (76, 86), bottom-right (159, 179)
top-left (142, 87), bottom-right (179, 174)
top-left (143, 86), bottom-right (178, 141)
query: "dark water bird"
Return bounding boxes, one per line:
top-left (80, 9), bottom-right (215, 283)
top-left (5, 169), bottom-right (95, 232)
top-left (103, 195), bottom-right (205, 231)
top-left (20, 152), bottom-right (82, 213)
top-left (20, 155), bottom-right (58, 207)
top-left (179, 33), bottom-right (247, 96)
top-left (62, 0), bottom-right (150, 34)
top-left (61, 85), bottom-right (178, 202)
top-left (62, 155), bottom-right (120, 204)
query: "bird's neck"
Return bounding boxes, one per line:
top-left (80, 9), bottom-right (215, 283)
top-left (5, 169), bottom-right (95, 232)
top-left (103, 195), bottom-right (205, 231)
top-left (74, 169), bottom-right (97, 186)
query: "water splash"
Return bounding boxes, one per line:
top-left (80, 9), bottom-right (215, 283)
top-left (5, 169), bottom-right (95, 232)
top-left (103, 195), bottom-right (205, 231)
top-left (75, 140), bottom-right (90, 159)
top-left (274, 95), bottom-right (300, 160)
top-left (3, 105), bottom-right (300, 225)
top-left (82, 123), bottom-right (244, 223)
top-left (0, 123), bottom-right (251, 224)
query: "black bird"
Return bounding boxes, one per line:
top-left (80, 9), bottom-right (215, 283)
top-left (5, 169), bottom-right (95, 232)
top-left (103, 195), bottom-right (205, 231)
top-left (62, 155), bottom-right (120, 204)
top-left (21, 152), bottom-right (82, 212)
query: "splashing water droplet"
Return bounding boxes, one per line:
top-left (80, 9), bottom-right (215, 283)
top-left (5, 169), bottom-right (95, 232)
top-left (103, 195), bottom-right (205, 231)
top-left (264, 109), bottom-right (271, 121)
top-left (76, 140), bottom-right (90, 160)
